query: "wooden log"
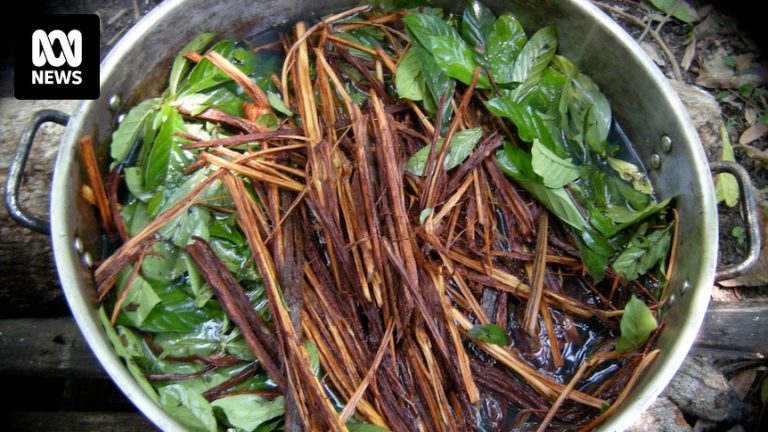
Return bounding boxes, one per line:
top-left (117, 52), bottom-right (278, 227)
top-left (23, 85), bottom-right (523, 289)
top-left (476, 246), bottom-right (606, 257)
top-left (695, 300), bottom-right (768, 354)
top-left (6, 411), bottom-right (157, 431)
top-left (627, 397), bottom-right (692, 432)
top-left (0, 317), bottom-right (104, 378)
top-left (0, 99), bottom-right (78, 318)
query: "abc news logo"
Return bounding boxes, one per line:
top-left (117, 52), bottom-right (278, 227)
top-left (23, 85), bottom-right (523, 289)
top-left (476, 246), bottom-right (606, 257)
top-left (15, 15), bottom-right (99, 100)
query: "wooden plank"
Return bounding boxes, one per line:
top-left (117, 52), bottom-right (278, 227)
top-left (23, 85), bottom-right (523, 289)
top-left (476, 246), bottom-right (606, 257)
top-left (695, 300), bottom-right (768, 354)
top-left (6, 411), bottom-right (157, 431)
top-left (0, 317), bottom-right (105, 378)
top-left (1, 300), bottom-right (767, 381)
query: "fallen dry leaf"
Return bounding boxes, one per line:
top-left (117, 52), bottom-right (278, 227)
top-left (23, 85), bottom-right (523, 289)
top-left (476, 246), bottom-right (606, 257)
top-left (641, 41), bottom-right (666, 67)
top-left (735, 143), bottom-right (768, 168)
top-left (745, 107), bottom-right (758, 126)
top-left (739, 123), bottom-right (768, 145)
top-left (735, 53), bottom-right (754, 72)
top-left (693, 14), bottom-right (718, 39)
top-left (696, 72), bottom-right (765, 89)
top-left (681, 37), bottom-right (696, 72)
top-left (730, 368), bottom-right (758, 401)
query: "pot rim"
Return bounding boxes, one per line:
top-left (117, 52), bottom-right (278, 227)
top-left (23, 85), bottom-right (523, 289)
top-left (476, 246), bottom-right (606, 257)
top-left (49, 1), bottom-right (717, 431)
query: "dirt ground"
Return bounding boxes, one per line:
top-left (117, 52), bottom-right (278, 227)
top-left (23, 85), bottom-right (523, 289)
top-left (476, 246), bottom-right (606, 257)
top-left (598, 1), bottom-right (768, 430)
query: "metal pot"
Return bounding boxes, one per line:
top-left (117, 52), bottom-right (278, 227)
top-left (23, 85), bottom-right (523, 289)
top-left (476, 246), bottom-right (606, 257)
top-left (5, 0), bottom-right (762, 430)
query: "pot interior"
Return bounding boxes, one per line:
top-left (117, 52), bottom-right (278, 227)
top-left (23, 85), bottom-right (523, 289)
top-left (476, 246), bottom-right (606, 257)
top-left (51, 0), bottom-right (717, 430)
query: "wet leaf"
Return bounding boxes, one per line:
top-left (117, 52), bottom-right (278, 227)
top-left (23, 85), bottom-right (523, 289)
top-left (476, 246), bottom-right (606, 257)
top-left (461, 0), bottom-right (496, 51)
top-left (403, 13), bottom-right (490, 88)
top-left (124, 167), bottom-right (152, 202)
top-left (159, 384), bottom-right (217, 432)
top-left (169, 32), bottom-right (217, 95)
top-left (613, 224), bottom-right (672, 280)
top-left (600, 198), bottom-right (672, 236)
top-left (267, 91), bottom-right (293, 116)
top-left (497, 145), bottom-right (588, 231)
top-left (98, 308), bottom-right (160, 403)
top-left (560, 71), bottom-right (611, 155)
top-left (485, 15), bottom-right (527, 83)
top-left (607, 157), bottom-right (654, 195)
top-left (467, 323), bottom-right (508, 345)
top-left (419, 208), bottom-right (433, 225)
top-left (615, 295), bottom-right (658, 353)
top-left (115, 266), bottom-right (161, 326)
top-left (510, 26), bottom-right (557, 87)
top-left (406, 128), bottom-right (483, 175)
top-left (574, 234), bottom-right (610, 283)
top-left (211, 395), bottom-right (284, 432)
top-left (717, 125), bottom-right (739, 207)
top-left (531, 139), bottom-right (581, 188)
top-left (648, 0), bottom-right (698, 24)
top-left (396, 48), bottom-right (424, 101)
top-left (411, 44), bottom-right (455, 126)
top-left (145, 106), bottom-right (186, 191)
top-left (110, 98), bottom-right (161, 168)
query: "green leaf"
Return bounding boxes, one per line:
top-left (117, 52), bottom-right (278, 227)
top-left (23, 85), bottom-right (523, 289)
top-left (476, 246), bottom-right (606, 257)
top-left (419, 208), bottom-right (433, 225)
top-left (138, 284), bottom-right (222, 333)
top-left (559, 70), bottom-right (612, 154)
top-left (183, 253), bottom-right (214, 308)
top-left (531, 139), bottom-right (581, 188)
top-left (267, 91), bottom-right (293, 116)
top-left (511, 26), bottom-right (557, 87)
top-left (486, 15), bottom-right (527, 83)
top-left (211, 395), bottom-right (284, 432)
top-left (110, 98), bottom-right (161, 167)
top-left (467, 323), bottom-right (508, 345)
top-left (613, 224), bottom-right (672, 280)
top-left (732, 226), bottom-right (746, 245)
top-left (648, 0), bottom-right (698, 24)
top-left (396, 48), bottom-right (424, 101)
top-left (404, 13), bottom-right (489, 88)
top-left (411, 45), bottom-right (455, 127)
top-left (461, 0), bottom-right (496, 51)
top-left (124, 167), bottom-right (153, 201)
top-left (255, 112), bottom-right (279, 131)
top-left (179, 40), bottom-right (257, 96)
top-left (496, 144), bottom-right (588, 231)
top-left (615, 295), bottom-right (658, 352)
top-left (114, 267), bottom-right (161, 326)
top-left (159, 384), bottom-right (217, 432)
top-left (169, 32), bottom-right (217, 95)
top-left (599, 197), bottom-right (672, 237)
top-left (145, 106), bottom-right (186, 191)
top-left (574, 234), bottom-right (610, 283)
top-left (347, 423), bottom-right (392, 432)
top-left (141, 241), bottom-right (183, 284)
top-left (607, 157), bottom-right (654, 195)
top-left (716, 125), bottom-right (739, 207)
top-left (406, 128), bottom-right (483, 176)
top-left (304, 339), bottom-right (321, 376)
top-left (98, 308), bottom-right (160, 403)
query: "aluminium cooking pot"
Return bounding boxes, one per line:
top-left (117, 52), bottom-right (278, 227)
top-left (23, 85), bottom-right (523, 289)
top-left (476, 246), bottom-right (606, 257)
top-left (5, 0), bottom-right (762, 430)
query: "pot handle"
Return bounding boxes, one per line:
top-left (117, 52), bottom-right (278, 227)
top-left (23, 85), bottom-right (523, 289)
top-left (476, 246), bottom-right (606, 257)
top-left (5, 109), bottom-right (70, 235)
top-left (710, 161), bottom-right (762, 281)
